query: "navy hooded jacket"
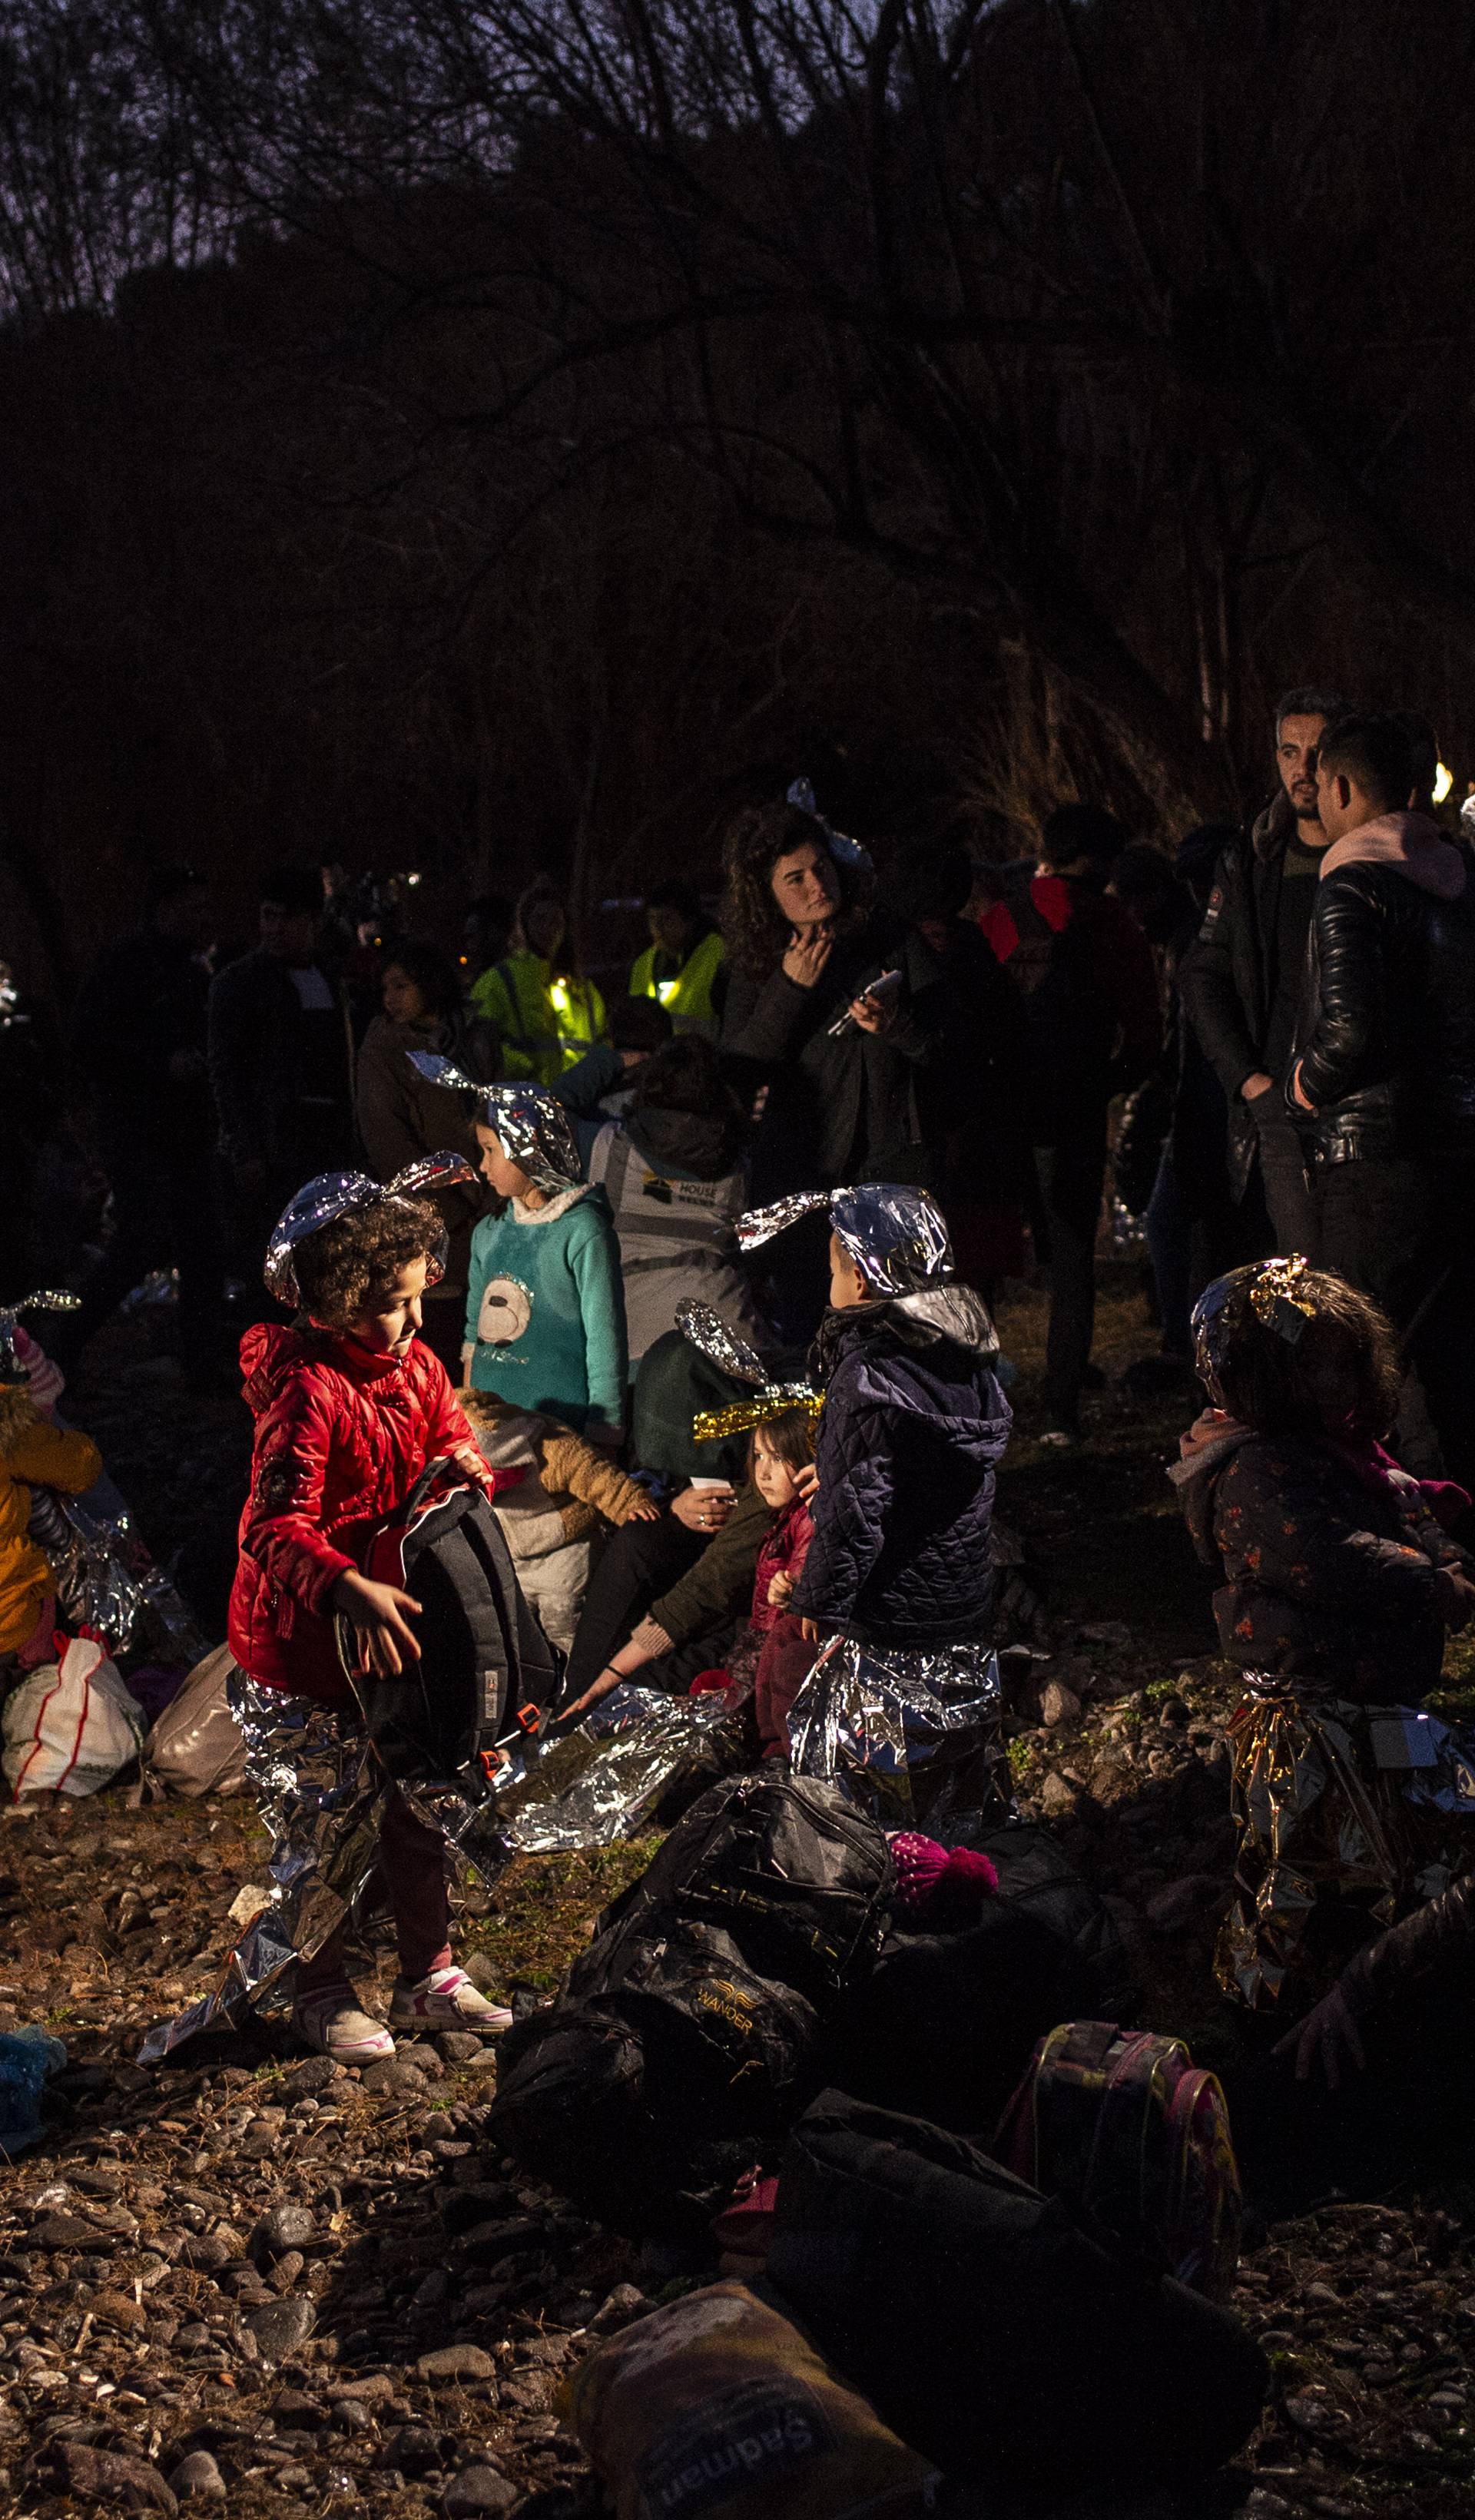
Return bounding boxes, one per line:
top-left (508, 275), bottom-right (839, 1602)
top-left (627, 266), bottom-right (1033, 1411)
top-left (791, 1285), bottom-right (1011, 1647)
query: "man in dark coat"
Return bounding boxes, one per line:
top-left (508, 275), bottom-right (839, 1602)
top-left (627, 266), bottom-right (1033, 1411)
top-left (65, 864), bottom-right (222, 1382)
top-left (1288, 711), bottom-right (1475, 1483)
top-left (208, 864), bottom-right (356, 1291)
top-left (1180, 686), bottom-right (1348, 1254)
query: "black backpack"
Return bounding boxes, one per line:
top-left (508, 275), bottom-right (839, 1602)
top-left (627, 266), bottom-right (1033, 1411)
top-left (489, 1922), bottom-right (821, 2240)
top-left (338, 1457), bottom-right (560, 1790)
top-left (767, 2089), bottom-right (1268, 2494)
top-left (575, 1772), bottom-right (895, 2011)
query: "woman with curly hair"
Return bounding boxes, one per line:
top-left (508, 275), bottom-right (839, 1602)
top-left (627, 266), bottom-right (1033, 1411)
top-left (720, 795), bottom-right (938, 1242)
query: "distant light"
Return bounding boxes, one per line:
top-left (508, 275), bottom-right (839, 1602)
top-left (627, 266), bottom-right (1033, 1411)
top-left (1434, 761), bottom-right (1453, 804)
top-left (403, 870), bottom-right (423, 887)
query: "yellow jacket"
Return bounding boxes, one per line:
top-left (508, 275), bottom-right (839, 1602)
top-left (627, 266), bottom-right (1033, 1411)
top-left (628, 927), bottom-right (726, 1037)
top-left (470, 950), bottom-right (608, 1086)
top-left (0, 1388), bottom-right (104, 1656)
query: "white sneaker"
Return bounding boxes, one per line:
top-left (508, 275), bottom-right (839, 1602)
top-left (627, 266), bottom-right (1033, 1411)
top-left (389, 1964), bottom-right (512, 2034)
top-left (293, 1984), bottom-right (396, 2064)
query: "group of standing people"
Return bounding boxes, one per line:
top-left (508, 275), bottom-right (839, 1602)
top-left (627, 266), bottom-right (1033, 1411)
top-left (1180, 698), bottom-right (1475, 1490)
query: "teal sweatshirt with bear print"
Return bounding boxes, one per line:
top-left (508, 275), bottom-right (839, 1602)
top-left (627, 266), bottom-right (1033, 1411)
top-left (463, 1183), bottom-right (628, 1441)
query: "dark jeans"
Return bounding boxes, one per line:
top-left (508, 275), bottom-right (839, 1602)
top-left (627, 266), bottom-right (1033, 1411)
top-left (1029, 1124), bottom-right (1107, 1431)
top-left (1147, 1141), bottom-right (1272, 1356)
top-left (300, 1786), bottom-right (449, 1991)
top-left (58, 1137), bottom-right (222, 1378)
top-left (1251, 1108), bottom-right (1318, 1256)
top-left (563, 1513), bottom-right (742, 1706)
top-left (1314, 1156), bottom-right (1475, 1488)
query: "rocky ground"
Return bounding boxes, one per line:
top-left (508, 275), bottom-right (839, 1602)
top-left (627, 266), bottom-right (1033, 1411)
top-left (0, 1267), bottom-right (1472, 2517)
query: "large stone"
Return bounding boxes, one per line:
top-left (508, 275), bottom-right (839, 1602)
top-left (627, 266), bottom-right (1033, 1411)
top-left (592, 2283), bottom-right (652, 2331)
top-left (167, 2452), bottom-right (227, 2504)
top-left (380, 2427), bottom-right (447, 2475)
top-left (360, 2057), bottom-right (428, 2097)
top-left (56, 2443), bottom-right (178, 2513)
top-left (443, 2466), bottom-right (519, 2516)
top-left (91, 2290), bottom-right (148, 2333)
top-left (1039, 1681), bottom-right (1082, 1730)
top-left (246, 2297), bottom-right (318, 2362)
top-left (282, 2057), bottom-right (342, 2101)
top-left (416, 2343), bottom-right (497, 2383)
top-left (33, 2211), bottom-right (107, 2251)
top-left (1038, 1770), bottom-right (1080, 1817)
top-left (256, 2203), bottom-right (316, 2257)
top-left (436, 2032), bottom-right (484, 2064)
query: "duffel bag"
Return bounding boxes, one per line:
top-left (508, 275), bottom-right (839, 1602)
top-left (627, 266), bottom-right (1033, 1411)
top-left (767, 2088), bottom-right (1268, 2492)
top-left (575, 1771), bottom-right (894, 2011)
top-left (993, 2019), bottom-right (1242, 2300)
top-left (828, 1820), bottom-right (1136, 2134)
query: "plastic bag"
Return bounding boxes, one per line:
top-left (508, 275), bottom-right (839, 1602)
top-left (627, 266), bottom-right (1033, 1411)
top-left (2, 1633), bottom-right (145, 1799)
top-left (137, 1643), bottom-right (247, 1802)
top-left (27, 1484), bottom-right (210, 1666)
top-left (0, 2027), bottom-right (68, 2158)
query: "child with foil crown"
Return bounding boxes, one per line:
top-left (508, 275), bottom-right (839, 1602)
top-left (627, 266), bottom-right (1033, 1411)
top-left (738, 1183), bottom-right (1014, 1829)
top-left (1170, 1255), bottom-right (1475, 2010)
top-left (1171, 1256), bottom-right (1475, 1703)
top-left (214, 1156), bottom-right (521, 2066)
top-left (409, 1058), bottom-right (628, 1447)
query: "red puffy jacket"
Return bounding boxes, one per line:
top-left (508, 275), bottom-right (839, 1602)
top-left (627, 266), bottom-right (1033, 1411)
top-left (227, 1322), bottom-right (513, 1703)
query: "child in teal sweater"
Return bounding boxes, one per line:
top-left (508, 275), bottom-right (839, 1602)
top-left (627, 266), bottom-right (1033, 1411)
top-left (409, 1059), bottom-right (628, 1444)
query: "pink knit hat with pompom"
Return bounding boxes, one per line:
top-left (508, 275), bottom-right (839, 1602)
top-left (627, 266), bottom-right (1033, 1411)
top-left (890, 1832), bottom-right (999, 1919)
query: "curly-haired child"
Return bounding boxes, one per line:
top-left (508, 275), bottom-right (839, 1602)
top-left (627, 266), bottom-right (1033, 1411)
top-left (1171, 1258), bottom-right (1474, 1702)
top-left (227, 1167), bottom-right (519, 2063)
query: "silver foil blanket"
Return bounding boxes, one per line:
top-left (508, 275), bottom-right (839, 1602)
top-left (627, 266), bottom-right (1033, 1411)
top-left (489, 1681), bottom-right (747, 1852)
top-left (138, 1675), bottom-right (744, 2061)
top-left (787, 1634), bottom-right (1013, 1835)
top-left (1215, 1679), bottom-right (1475, 2010)
top-left (28, 1484), bottom-right (211, 1667)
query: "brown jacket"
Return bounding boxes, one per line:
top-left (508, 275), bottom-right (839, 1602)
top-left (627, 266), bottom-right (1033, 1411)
top-left (459, 1389), bottom-right (647, 1553)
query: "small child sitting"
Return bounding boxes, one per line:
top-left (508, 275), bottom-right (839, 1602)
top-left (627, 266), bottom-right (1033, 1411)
top-left (738, 1182), bottom-right (1013, 1829)
top-left (747, 1408), bottom-right (818, 1759)
top-left (1172, 1258), bottom-right (1474, 1703)
top-left (685, 1404), bottom-right (819, 1756)
top-left (458, 1387), bottom-right (659, 1655)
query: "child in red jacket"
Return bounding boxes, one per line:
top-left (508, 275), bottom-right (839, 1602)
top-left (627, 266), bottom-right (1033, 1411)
top-left (748, 1408), bottom-right (820, 1759)
top-left (226, 1163), bottom-right (517, 2064)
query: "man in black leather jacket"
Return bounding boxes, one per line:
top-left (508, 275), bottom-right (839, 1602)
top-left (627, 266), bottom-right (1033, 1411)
top-left (1179, 687), bottom-right (1347, 1252)
top-left (1288, 711), bottom-right (1475, 1482)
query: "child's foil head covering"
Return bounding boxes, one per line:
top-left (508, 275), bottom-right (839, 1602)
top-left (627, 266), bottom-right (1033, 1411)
top-left (1192, 1255), bottom-right (1319, 1394)
top-left (406, 1053), bottom-right (582, 1195)
top-left (675, 1299), bottom-right (820, 1441)
top-left (737, 1182), bottom-right (954, 1298)
top-left (0, 1287), bottom-right (81, 1385)
top-left (264, 1154), bottom-right (473, 1307)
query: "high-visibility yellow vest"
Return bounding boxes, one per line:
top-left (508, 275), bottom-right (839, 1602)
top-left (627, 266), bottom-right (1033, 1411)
top-left (628, 927), bottom-right (726, 1037)
top-left (471, 950), bottom-right (608, 1085)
